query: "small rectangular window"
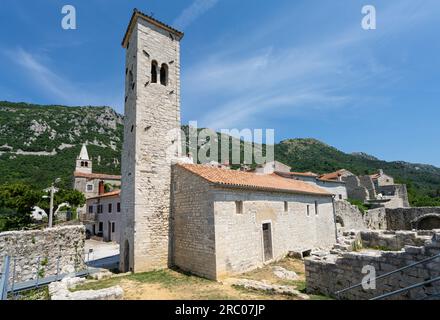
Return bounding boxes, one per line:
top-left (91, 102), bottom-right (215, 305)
top-left (117, 202), bottom-right (121, 213)
top-left (339, 194), bottom-right (343, 200)
top-left (307, 205), bottom-right (310, 216)
top-left (86, 184), bottom-right (93, 192)
top-left (284, 201), bottom-right (288, 212)
top-left (97, 204), bottom-right (103, 214)
top-left (112, 222), bottom-right (115, 233)
top-left (108, 203), bottom-right (112, 213)
top-left (315, 201), bottom-right (319, 215)
top-left (98, 222), bottom-right (103, 232)
top-left (88, 206), bottom-right (93, 214)
top-left (235, 201), bottom-right (243, 214)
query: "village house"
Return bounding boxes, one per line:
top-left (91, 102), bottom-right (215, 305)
top-left (85, 190), bottom-right (121, 243)
top-left (73, 144), bottom-right (121, 215)
top-left (254, 161), bottom-right (348, 200)
top-left (118, 9), bottom-right (339, 280)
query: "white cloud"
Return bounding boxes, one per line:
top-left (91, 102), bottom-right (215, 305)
top-left (173, 0), bottom-right (219, 30)
top-left (183, 0), bottom-right (440, 130)
top-left (2, 48), bottom-right (122, 110)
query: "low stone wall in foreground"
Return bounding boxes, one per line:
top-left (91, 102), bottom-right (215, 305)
top-left (0, 225), bottom-right (86, 283)
top-left (305, 230), bottom-right (440, 300)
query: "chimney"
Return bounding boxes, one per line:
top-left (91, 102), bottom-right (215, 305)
top-left (98, 181), bottom-right (105, 195)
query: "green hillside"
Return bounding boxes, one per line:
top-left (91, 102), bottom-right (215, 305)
top-left (0, 101), bottom-right (439, 206)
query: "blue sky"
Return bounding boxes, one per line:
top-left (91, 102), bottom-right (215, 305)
top-left (1, 0), bottom-right (440, 166)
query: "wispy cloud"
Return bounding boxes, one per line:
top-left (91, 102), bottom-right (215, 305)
top-left (2, 47), bottom-right (122, 110)
top-left (173, 0), bottom-right (219, 30)
top-left (183, 0), bottom-right (440, 130)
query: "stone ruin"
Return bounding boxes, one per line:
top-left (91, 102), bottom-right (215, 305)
top-left (305, 229), bottom-right (440, 300)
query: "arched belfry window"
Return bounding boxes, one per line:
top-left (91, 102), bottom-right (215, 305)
top-left (151, 61), bottom-right (158, 83)
top-left (160, 63), bottom-right (168, 86)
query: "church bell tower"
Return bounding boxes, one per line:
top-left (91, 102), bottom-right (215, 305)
top-left (119, 9), bottom-right (184, 273)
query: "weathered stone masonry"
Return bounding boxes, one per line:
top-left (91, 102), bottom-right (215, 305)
top-left (305, 230), bottom-right (440, 300)
top-left (119, 11), bottom-right (183, 273)
top-left (0, 226), bottom-right (86, 283)
top-left (171, 165), bottom-right (337, 280)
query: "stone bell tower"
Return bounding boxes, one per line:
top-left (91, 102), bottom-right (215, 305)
top-left (119, 9), bottom-right (184, 273)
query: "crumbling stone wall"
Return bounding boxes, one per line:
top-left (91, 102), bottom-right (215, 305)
top-left (334, 200), bottom-right (366, 232)
top-left (334, 201), bottom-right (387, 232)
top-left (305, 230), bottom-right (440, 300)
top-left (0, 226), bottom-right (86, 283)
top-left (359, 175), bottom-right (376, 200)
top-left (343, 176), bottom-right (369, 201)
top-left (386, 207), bottom-right (440, 230)
top-left (363, 207), bottom-right (387, 230)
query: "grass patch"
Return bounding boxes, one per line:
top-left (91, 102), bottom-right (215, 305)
top-left (9, 287), bottom-right (50, 300)
top-left (72, 269), bottom-right (212, 292)
top-left (367, 246), bottom-right (395, 252)
top-left (309, 294), bottom-right (334, 300)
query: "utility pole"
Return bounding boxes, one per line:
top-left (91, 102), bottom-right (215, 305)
top-left (48, 183), bottom-right (55, 228)
top-left (45, 178), bottom-right (60, 228)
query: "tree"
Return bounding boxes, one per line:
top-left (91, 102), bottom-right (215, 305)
top-left (38, 189), bottom-right (86, 219)
top-left (0, 183), bottom-right (42, 230)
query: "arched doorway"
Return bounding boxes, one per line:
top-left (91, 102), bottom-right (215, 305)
top-left (417, 216), bottom-right (440, 230)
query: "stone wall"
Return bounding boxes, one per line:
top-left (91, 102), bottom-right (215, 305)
top-left (334, 201), bottom-right (387, 232)
top-left (171, 165), bottom-right (217, 279)
top-left (305, 230), bottom-right (440, 300)
top-left (0, 226), bottom-right (86, 283)
top-left (386, 207), bottom-right (440, 230)
top-left (213, 188), bottom-right (336, 279)
top-left (171, 165), bottom-right (337, 280)
top-left (363, 207), bottom-right (387, 230)
top-left (344, 176), bottom-right (369, 201)
top-left (359, 175), bottom-right (376, 199)
top-left (334, 200), bottom-right (366, 232)
top-left (120, 16), bottom-right (183, 273)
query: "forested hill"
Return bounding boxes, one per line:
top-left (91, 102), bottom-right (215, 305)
top-left (1, 101), bottom-right (439, 206)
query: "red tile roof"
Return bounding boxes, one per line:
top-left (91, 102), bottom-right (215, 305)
top-left (178, 164), bottom-right (331, 196)
top-left (74, 171), bottom-right (121, 180)
top-left (282, 171), bottom-right (318, 177)
top-left (319, 170), bottom-right (348, 181)
top-left (87, 190), bottom-right (121, 200)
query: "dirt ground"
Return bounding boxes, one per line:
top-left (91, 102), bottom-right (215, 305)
top-left (73, 257), bottom-right (331, 300)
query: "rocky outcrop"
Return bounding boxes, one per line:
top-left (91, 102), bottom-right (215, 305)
top-left (49, 276), bottom-right (123, 300)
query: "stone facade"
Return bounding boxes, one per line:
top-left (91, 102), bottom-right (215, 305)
top-left (386, 207), bottom-right (440, 230)
top-left (119, 11), bottom-right (183, 273)
top-left (86, 191), bottom-right (121, 243)
top-left (334, 200), bottom-right (367, 232)
top-left (276, 171), bottom-right (348, 200)
top-left (171, 165), bottom-right (337, 280)
top-left (305, 230), bottom-right (440, 300)
top-left (334, 201), bottom-right (388, 233)
top-left (344, 175), bottom-right (369, 201)
top-left (314, 180), bottom-right (347, 200)
top-left (0, 226), bottom-right (86, 283)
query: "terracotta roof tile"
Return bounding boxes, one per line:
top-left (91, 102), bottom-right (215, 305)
top-left (87, 190), bottom-right (121, 200)
top-left (74, 171), bottom-right (121, 180)
top-left (319, 170), bottom-right (344, 181)
top-left (283, 171), bottom-right (318, 177)
top-left (178, 164), bottom-right (331, 196)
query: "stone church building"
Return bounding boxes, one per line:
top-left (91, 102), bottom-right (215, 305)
top-left (119, 9), bottom-right (337, 280)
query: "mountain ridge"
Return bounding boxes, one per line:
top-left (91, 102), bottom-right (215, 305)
top-left (1, 101), bottom-right (439, 206)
